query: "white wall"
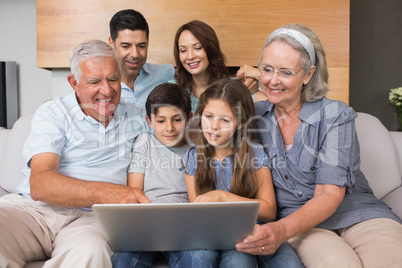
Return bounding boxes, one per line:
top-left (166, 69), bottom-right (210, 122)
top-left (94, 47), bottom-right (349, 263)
top-left (0, 0), bottom-right (71, 118)
top-left (52, 69), bottom-right (73, 98)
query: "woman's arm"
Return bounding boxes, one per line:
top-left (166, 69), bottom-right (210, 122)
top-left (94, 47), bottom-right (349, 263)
top-left (236, 183), bottom-right (345, 255)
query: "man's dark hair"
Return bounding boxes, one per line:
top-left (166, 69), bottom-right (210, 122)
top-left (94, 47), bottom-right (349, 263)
top-left (145, 83), bottom-right (191, 119)
top-left (109, 9), bottom-right (149, 41)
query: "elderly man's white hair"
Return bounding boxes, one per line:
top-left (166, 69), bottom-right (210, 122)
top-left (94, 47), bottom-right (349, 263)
top-left (70, 39), bottom-right (122, 82)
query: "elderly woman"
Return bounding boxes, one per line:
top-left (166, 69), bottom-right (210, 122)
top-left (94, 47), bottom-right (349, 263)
top-left (235, 23), bottom-right (402, 267)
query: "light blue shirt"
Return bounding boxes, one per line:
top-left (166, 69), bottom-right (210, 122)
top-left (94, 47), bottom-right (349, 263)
top-left (181, 143), bottom-right (269, 191)
top-left (17, 92), bottom-right (149, 199)
top-left (121, 63), bottom-right (175, 109)
top-left (255, 97), bottom-right (401, 229)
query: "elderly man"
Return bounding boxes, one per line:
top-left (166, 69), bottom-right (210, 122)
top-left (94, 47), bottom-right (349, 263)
top-left (0, 39), bottom-right (150, 267)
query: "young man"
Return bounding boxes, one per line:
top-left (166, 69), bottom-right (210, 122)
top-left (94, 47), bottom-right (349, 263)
top-left (0, 40), bottom-right (150, 267)
top-left (108, 9), bottom-right (175, 109)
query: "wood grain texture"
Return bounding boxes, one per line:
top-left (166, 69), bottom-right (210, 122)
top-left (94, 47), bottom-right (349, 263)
top-left (327, 67), bottom-right (349, 105)
top-left (37, 0), bottom-right (349, 102)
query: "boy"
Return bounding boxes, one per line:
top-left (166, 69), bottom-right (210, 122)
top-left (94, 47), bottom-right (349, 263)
top-left (127, 82), bottom-right (192, 203)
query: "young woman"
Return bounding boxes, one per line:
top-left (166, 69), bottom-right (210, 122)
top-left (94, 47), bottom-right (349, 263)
top-left (182, 79), bottom-right (303, 268)
top-left (173, 20), bottom-right (265, 112)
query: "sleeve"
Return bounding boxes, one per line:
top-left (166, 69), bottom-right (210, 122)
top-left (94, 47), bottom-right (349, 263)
top-left (250, 143), bottom-right (271, 170)
top-left (314, 103), bottom-right (359, 193)
top-left (23, 101), bottom-right (67, 166)
top-left (128, 133), bottom-right (150, 174)
top-left (159, 63), bottom-right (175, 81)
top-left (180, 147), bottom-right (197, 175)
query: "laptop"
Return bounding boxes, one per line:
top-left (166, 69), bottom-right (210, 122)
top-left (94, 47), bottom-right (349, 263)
top-left (92, 201), bottom-right (260, 252)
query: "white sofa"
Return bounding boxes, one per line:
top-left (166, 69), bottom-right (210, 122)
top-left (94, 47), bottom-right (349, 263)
top-left (1, 112), bottom-right (401, 267)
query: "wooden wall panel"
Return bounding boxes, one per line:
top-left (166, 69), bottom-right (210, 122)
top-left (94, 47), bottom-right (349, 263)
top-left (37, 0), bottom-right (349, 103)
top-left (327, 67), bottom-right (349, 104)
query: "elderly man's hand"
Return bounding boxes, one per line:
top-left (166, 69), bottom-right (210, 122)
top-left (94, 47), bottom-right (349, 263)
top-left (99, 185), bottom-right (151, 204)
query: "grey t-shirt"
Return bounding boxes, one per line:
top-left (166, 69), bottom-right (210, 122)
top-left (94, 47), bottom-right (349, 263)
top-left (129, 132), bottom-right (190, 203)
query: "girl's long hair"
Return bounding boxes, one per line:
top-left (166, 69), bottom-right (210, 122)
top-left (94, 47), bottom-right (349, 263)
top-left (186, 79), bottom-right (259, 198)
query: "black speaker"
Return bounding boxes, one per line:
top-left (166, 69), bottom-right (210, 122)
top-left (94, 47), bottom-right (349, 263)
top-left (0, 61), bottom-right (18, 129)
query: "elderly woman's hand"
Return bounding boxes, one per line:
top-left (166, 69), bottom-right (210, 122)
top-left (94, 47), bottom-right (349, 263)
top-left (235, 221), bottom-right (287, 255)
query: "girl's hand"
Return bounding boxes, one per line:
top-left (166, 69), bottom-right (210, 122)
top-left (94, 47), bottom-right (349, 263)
top-left (193, 190), bottom-right (227, 203)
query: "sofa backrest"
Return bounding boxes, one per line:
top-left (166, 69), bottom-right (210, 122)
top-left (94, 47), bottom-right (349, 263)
top-left (2, 112), bottom-right (401, 201)
top-left (390, 132), bottom-right (402, 177)
top-left (0, 113), bottom-right (33, 193)
top-left (355, 112), bottom-right (402, 199)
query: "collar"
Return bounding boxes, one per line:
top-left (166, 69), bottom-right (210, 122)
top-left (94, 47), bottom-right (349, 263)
top-left (256, 98), bottom-right (325, 127)
top-left (140, 63), bottom-right (152, 75)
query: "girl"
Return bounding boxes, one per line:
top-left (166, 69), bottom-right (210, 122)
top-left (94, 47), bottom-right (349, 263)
top-left (172, 20), bottom-right (266, 112)
top-left (182, 78), bottom-right (281, 267)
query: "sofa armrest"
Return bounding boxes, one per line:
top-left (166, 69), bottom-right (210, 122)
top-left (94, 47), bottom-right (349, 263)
top-left (0, 128), bottom-right (11, 197)
top-left (0, 187), bottom-right (8, 198)
top-left (0, 128), bottom-right (11, 168)
top-left (390, 131), bottom-right (402, 178)
top-left (382, 187), bottom-right (402, 220)
top-left (0, 114), bottom-right (33, 193)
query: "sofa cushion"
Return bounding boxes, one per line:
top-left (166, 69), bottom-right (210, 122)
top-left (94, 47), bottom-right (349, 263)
top-left (0, 114), bottom-right (33, 193)
top-left (355, 113), bottom-right (401, 199)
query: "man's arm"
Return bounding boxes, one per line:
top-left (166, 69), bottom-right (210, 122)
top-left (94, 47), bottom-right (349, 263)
top-left (29, 152), bottom-right (150, 207)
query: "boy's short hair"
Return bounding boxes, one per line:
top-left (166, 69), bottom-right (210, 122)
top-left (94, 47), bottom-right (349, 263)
top-left (145, 83), bottom-right (191, 119)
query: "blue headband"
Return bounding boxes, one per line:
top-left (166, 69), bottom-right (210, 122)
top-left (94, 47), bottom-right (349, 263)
top-left (266, 28), bottom-right (315, 66)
